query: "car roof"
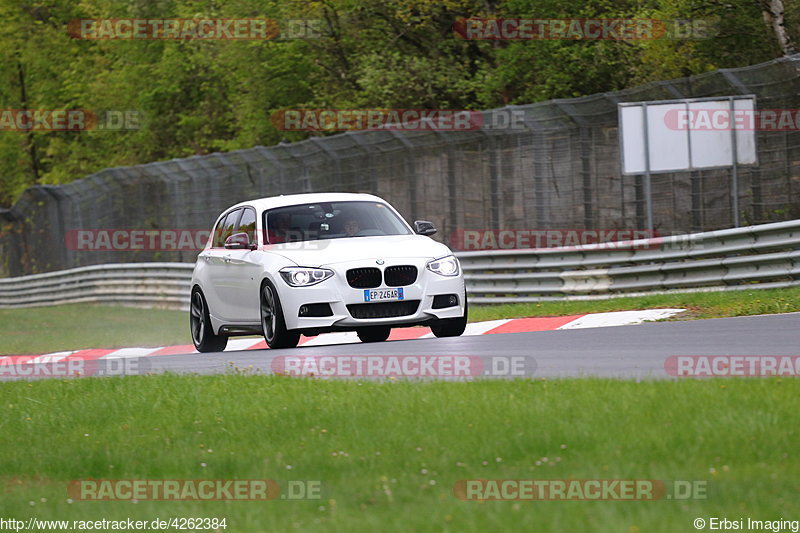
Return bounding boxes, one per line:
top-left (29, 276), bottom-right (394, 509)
top-left (227, 192), bottom-right (389, 212)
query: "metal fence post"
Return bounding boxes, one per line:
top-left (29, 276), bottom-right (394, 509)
top-left (641, 102), bottom-right (654, 232)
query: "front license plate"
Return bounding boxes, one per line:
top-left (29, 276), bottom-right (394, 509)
top-left (364, 288), bottom-right (403, 302)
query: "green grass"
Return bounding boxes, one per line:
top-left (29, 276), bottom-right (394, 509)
top-left (467, 286), bottom-right (800, 322)
top-left (0, 375), bottom-right (797, 532)
top-left (1, 287), bottom-right (798, 355)
top-left (0, 305), bottom-right (188, 355)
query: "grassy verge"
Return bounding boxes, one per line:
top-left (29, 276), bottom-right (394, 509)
top-left (0, 305), bottom-right (188, 355)
top-left (0, 375), bottom-right (797, 532)
top-left (1, 286), bottom-right (798, 355)
top-left (467, 286), bottom-right (800, 322)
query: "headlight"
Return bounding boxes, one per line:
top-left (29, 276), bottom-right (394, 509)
top-left (279, 267), bottom-right (334, 287)
top-left (426, 255), bottom-right (460, 277)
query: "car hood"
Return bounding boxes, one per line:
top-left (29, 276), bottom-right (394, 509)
top-left (267, 234), bottom-right (453, 267)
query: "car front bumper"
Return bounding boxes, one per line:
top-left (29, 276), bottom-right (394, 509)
top-left (276, 258), bottom-right (466, 332)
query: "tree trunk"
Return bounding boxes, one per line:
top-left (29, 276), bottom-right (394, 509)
top-left (760, 0), bottom-right (797, 56)
top-left (16, 60), bottom-right (41, 184)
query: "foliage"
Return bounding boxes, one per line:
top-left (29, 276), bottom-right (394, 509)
top-left (0, 0), bottom-right (796, 207)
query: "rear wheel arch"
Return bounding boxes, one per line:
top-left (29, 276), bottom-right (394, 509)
top-left (189, 286), bottom-right (228, 352)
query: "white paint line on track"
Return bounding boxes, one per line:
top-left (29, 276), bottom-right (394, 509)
top-left (0, 351), bottom-right (75, 365)
top-left (300, 331), bottom-right (361, 347)
top-left (463, 319), bottom-right (513, 336)
top-left (412, 318), bottom-right (513, 340)
top-left (28, 352), bottom-right (73, 364)
top-left (557, 309), bottom-right (685, 329)
top-left (225, 338), bottom-right (262, 351)
top-left (102, 347), bottom-right (164, 359)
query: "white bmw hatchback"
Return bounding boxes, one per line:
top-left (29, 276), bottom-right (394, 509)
top-left (190, 193), bottom-right (467, 351)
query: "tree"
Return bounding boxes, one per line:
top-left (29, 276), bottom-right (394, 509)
top-left (0, 0), bottom-right (798, 207)
top-left (759, 0), bottom-right (797, 55)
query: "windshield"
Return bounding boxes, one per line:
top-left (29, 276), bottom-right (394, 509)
top-left (263, 201), bottom-right (412, 244)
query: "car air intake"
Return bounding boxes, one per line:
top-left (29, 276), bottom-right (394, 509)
top-left (346, 267), bottom-right (382, 288)
top-left (346, 300), bottom-right (420, 319)
top-left (298, 303), bottom-right (334, 317)
top-left (384, 265), bottom-right (418, 287)
top-left (432, 294), bottom-right (459, 309)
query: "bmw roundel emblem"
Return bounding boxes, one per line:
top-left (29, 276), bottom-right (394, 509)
top-left (376, 259), bottom-right (385, 265)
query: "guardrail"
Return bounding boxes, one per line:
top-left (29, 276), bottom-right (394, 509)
top-left (459, 219), bottom-right (800, 303)
top-left (0, 263), bottom-right (194, 309)
top-left (0, 220), bottom-right (799, 308)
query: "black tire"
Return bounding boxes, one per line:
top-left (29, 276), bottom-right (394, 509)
top-left (431, 295), bottom-right (468, 338)
top-left (356, 326), bottom-right (391, 343)
top-left (190, 288), bottom-right (228, 353)
top-left (261, 280), bottom-right (301, 349)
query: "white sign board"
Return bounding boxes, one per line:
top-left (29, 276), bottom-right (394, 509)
top-left (619, 96), bottom-right (757, 175)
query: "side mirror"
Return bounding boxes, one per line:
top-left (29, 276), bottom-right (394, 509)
top-left (225, 232), bottom-right (255, 250)
top-left (414, 220), bottom-right (437, 236)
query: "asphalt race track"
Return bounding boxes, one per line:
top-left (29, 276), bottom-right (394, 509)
top-left (131, 313), bottom-right (800, 380)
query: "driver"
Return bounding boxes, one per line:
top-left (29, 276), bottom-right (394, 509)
top-left (343, 218), bottom-right (361, 237)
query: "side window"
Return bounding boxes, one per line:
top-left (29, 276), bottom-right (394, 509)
top-left (235, 207), bottom-right (257, 245)
top-left (213, 209), bottom-right (241, 248)
top-left (212, 213), bottom-right (229, 248)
